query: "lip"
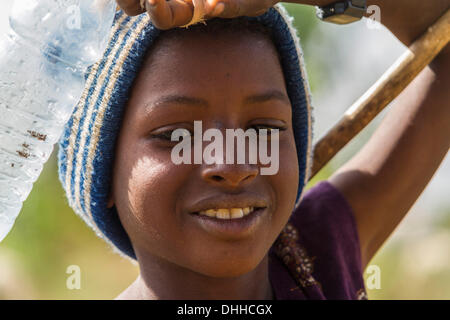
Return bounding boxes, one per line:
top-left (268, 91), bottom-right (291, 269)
top-left (186, 195), bottom-right (269, 214)
top-left (189, 207), bottom-right (267, 240)
top-left (185, 195), bottom-right (269, 240)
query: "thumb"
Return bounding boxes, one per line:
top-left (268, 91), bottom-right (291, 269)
top-left (116, 0), bottom-right (146, 16)
top-left (143, 0), bottom-right (195, 30)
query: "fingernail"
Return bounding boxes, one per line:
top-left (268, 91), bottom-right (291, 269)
top-left (206, 0), bottom-right (216, 14)
top-left (141, 0), bottom-right (157, 9)
top-left (212, 2), bottom-right (225, 16)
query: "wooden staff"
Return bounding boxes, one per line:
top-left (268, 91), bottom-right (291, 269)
top-left (310, 9), bottom-right (450, 179)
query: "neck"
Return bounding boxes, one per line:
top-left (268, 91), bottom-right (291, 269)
top-left (116, 253), bottom-right (274, 300)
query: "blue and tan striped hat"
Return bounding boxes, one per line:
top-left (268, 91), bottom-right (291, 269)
top-left (57, 4), bottom-right (314, 260)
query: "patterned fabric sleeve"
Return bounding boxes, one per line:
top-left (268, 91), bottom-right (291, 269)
top-left (291, 180), bottom-right (367, 299)
top-left (270, 180), bottom-right (368, 300)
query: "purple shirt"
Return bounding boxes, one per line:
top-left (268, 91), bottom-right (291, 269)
top-left (269, 181), bottom-right (368, 300)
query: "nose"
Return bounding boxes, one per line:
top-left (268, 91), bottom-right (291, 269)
top-left (201, 163), bottom-right (259, 189)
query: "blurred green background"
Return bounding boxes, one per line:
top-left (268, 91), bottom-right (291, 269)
top-left (0, 3), bottom-right (449, 299)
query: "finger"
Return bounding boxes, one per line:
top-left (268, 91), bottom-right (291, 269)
top-left (205, 0), bottom-right (241, 18)
top-left (245, 7), bottom-right (271, 17)
top-left (144, 0), bottom-right (194, 30)
top-left (245, 0), bottom-right (276, 17)
top-left (205, 0), bottom-right (273, 18)
top-left (116, 0), bottom-right (146, 16)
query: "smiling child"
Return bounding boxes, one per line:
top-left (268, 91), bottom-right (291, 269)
top-left (57, 0), bottom-right (450, 299)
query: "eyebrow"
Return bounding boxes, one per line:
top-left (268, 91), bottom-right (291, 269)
top-left (145, 89), bottom-right (291, 110)
top-left (243, 90), bottom-right (291, 106)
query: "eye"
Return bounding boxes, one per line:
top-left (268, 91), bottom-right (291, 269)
top-left (250, 124), bottom-right (287, 136)
top-left (150, 127), bottom-right (192, 142)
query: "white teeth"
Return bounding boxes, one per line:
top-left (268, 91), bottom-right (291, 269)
top-left (198, 207), bottom-right (256, 219)
top-left (205, 209), bottom-right (216, 217)
top-left (230, 208), bottom-right (244, 219)
top-left (216, 209), bottom-right (230, 219)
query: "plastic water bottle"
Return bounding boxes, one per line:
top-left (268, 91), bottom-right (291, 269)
top-left (0, 0), bottom-right (117, 241)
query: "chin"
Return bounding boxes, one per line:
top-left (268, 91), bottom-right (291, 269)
top-left (190, 252), bottom-right (268, 279)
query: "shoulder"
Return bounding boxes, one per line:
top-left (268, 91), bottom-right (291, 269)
top-left (293, 180), bottom-right (361, 242)
top-left (279, 180), bottom-right (367, 299)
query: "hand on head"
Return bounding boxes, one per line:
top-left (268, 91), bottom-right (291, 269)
top-left (116, 0), bottom-right (277, 30)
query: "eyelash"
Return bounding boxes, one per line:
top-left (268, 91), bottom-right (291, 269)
top-left (150, 128), bottom-right (192, 142)
top-left (150, 125), bottom-right (286, 142)
top-left (251, 124), bottom-right (287, 134)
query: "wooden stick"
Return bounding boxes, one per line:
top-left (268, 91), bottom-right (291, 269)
top-left (310, 9), bottom-right (450, 179)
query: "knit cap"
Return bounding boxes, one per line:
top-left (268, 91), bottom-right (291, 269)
top-left (57, 4), bottom-right (314, 260)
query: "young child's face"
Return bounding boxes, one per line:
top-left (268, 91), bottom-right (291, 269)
top-left (109, 31), bottom-right (299, 276)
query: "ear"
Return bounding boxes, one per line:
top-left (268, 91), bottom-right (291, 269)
top-left (107, 190), bottom-right (115, 209)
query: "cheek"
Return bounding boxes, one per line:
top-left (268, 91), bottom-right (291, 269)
top-left (128, 157), bottom-right (172, 221)
top-left (272, 136), bottom-right (299, 218)
top-left (113, 145), bottom-right (187, 245)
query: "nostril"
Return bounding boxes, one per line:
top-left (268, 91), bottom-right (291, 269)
top-left (211, 175), bottom-right (224, 182)
top-left (243, 174), bottom-right (255, 181)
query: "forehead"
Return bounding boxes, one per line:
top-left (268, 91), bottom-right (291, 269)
top-left (128, 32), bottom-right (288, 110)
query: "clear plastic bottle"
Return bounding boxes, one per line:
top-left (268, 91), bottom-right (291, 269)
top-left (0, 0), bottom-right (116, 241)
